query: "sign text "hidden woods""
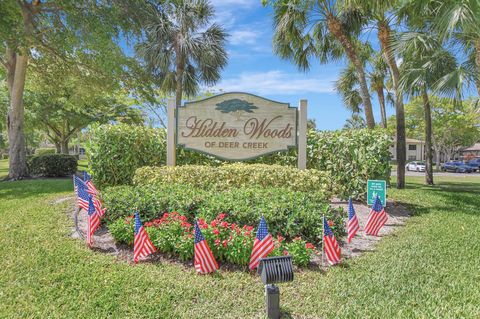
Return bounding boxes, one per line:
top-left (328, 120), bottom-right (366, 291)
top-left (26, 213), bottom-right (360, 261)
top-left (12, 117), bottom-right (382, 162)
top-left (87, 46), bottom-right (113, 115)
top-left (176, 93), bottom-right (297, 160)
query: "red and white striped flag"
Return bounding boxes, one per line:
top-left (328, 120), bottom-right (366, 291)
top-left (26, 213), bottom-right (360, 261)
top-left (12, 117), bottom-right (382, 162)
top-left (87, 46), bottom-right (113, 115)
top-left (347, 198), bottom-right (359, 243)
top-left (323, 217), bottom-right (341, 265)
top-left (364, 196), bottom-right (388, 236)
top-left (194, 221), bottom-right (218, 274)
top-left (134, 213), bottom-right (156, 263)
top-left (83, 171), bottom-right (99, 196)
top-left (249, 216), bottom-right (274, 270)
top-left (86, 196), bottom-right (100, 246)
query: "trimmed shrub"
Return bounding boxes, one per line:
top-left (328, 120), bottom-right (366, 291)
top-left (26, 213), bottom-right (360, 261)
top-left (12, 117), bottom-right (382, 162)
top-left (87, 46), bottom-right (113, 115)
top-left (306, 129), bottom-right (392, 200)
top-left (101, 184), bottom-right (343, 244)
top-left (133, 163), bottom-right (332, 194)
top-left (27, 154), bottom-right (77, 177)
top-left (85, 124), bottom-right (167, 187)
top-left (34, 148), bottom-right (56, 155)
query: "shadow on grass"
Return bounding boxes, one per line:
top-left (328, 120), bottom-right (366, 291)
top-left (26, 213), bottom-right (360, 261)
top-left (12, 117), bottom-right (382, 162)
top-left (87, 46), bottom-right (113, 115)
top-left (391, 179), bottom-right (480, 217)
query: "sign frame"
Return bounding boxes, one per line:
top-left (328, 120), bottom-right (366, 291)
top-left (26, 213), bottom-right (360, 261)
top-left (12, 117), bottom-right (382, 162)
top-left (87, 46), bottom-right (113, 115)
top-left (367, 179), bottom-right (387, 206)
top-left (175, 92), bottom-right (299, 162)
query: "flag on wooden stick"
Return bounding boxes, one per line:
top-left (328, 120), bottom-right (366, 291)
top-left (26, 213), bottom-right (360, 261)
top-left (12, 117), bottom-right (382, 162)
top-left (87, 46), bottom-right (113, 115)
top-left (194, 220), bottom-right (218, 274)
top-left (133, 213), bottom-right (156, 263)
top-left (364, 196), bottom-right (388, 236)
top-left (249, 216), bottom-right (274, 270)
top-left (323, 217), bottom-right (341, 265)
top-left (347, 198), bottom-right (359, 243)
top-left (86, 196), bottom-right (100, 246)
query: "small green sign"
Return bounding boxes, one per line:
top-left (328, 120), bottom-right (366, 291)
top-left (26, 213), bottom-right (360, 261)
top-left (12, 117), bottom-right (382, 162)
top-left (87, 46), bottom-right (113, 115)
top-left (367, 180), bottom-right (386, 206)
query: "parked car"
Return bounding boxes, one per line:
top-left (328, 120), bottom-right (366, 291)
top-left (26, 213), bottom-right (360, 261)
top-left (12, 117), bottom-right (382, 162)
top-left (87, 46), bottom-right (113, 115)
top-left (406, 161), bottom-right (426, 172)
top-left (442, 161), bottom-right (473, 173)
top-left (467, 159), bottom-right (480, 170)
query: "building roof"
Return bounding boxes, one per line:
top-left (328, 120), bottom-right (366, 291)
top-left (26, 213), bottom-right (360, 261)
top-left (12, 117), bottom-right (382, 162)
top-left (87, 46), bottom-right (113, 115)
top-left (406, 138), bottom-right (424, 144)
top-left (462, 143), bottom-right (480, 152)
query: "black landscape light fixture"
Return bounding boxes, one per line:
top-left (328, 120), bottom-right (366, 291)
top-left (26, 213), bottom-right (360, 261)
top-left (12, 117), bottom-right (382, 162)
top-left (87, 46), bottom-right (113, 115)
top-left (257, 256), bottom-right (294, 319)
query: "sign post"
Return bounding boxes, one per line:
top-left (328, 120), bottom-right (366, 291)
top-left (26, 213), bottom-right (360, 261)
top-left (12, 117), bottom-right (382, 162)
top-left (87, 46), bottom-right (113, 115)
top-left (367, 179), bottom-right (387, 206)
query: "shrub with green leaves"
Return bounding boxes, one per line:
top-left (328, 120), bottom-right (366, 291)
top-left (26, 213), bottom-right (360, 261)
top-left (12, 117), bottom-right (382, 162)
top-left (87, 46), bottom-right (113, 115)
top-left (306, 129), bottom-right (392, 200)
top-left (85, 124), bottom-right (167, 187)
top-left (34, 148), bottom-right (56, 155)
top-left (101, 184), bottom-right (343, 243)
top-left (27, 154), bottom-right (77, 177)
top-left (133, 163), bottom-right (332, 194)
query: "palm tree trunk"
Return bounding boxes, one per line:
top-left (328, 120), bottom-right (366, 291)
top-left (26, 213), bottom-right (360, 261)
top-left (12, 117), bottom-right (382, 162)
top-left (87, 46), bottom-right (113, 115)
top-left (421, 87), bottom-right (434, 185)
top-left (375, 86), bottom-right (387, 128)
top-left (327, 15), bottom-right (375, 128)
top-left (175, 54), bottom-right (185, 107)
top-left (378, 21), bottom-right (406, 189)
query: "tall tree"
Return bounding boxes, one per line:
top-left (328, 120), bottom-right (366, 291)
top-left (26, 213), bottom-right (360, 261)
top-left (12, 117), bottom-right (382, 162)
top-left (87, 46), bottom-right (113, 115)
top-left (397, 32), bottom-right (467, 185)
top-left (344, 0), bottom-right (407, 188)
top-left (264, 0), bottom-right (376, 128)
top-left (136, 0), bottom-right (228, 107)
top-left (0, 0), bottom-right (143, 179)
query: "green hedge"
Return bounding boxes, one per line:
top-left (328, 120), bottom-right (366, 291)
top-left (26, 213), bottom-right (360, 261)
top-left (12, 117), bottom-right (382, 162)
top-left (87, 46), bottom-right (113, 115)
top-left (27, 154), bottom-right (77, 177)
top-left (101, 184), bottom-right (343, 244)
top-left (85, 124), bottom-right (166, 187)
top-left (34, 148), bottom-right (56, 155)
top-left (133, 163), bottom-right (332, 194)
top-left (306, 129), bottom-right (392, 199)
top-left (88, 124), bottom-right (391, 199)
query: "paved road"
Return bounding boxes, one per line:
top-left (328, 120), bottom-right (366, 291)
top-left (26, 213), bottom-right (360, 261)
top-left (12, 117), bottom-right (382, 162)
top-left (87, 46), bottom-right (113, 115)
top-left (392, 170), bottom-right (480, 177)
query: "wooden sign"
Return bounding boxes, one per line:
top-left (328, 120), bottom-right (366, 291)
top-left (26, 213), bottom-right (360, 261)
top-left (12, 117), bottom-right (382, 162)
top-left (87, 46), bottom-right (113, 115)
top-left (176, 92), bottom-right (298, 160)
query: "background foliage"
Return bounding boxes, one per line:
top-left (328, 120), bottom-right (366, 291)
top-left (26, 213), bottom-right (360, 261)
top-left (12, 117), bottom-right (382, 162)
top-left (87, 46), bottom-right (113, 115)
top-left (27, 154), bottom-right (77, 177)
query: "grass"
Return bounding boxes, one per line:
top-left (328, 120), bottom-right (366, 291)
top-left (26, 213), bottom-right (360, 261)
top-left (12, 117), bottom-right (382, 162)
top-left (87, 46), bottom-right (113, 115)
top-left (1, 175), bottom-right (480, 318)
top-left (78, 159), bottom-right (88, 172)
top-left (0, 159), bottom-right (8, 179)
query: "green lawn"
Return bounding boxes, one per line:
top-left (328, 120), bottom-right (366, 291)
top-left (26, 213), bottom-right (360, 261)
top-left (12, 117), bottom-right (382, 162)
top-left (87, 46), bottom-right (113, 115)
top-left (1, 176), bottom-right (479, 318)
top-left (0, 159), bottom-right (8, 179)
top-left (78, 159), bottom-right (88, 172)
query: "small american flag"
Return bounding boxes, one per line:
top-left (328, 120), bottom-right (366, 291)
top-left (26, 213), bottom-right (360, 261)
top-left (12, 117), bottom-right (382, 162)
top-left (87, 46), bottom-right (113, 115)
top-left (364, 196), bottom-right (388, 236)
top-left (92, 197), bottom-right (106, 217)
top-left (73, 175), bottom-right (86, 192)
top-left (194, 221), bottom-right (218, 274)
top-left (75, 180), bottom-right (90, 211)
top-left (86, 196), bottom-right (100, 246)
top-left (249, 216), bottom-right (274, 270)
top-left (83, 171), bottom-right (99, 196)
top-left (347, 198), bottom-right (359, 243)
top-left (323, 217), bottom-right (341, 265)
top-left (134, 213), bottom-right (156, 263)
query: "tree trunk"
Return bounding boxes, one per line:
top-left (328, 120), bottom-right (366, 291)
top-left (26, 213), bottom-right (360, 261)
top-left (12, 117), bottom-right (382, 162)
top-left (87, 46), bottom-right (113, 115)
top-left (60, 139), bottom-right (69, 155)
top-left (434, 146), bottom-right (441, 171)
top-left (421, 88), bottom-right (434, 185)
top-left (327, 15), bottom-right (375, 128)
top-left (175, 54), bottom-right (185, 107)
top-left (378, 21), bottom-right (406, 189)
top-left (375, 86), bottom-right (387, 128)
top-left (55, 143), bottom-right (61, 154)
top-left (5, 5), bottom-right (34, 179)
top-left (7, 53), bottom-right (29, 179)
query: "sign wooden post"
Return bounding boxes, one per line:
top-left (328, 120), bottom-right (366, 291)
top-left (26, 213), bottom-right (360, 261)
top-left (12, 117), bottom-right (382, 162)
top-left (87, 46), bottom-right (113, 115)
top-left (167, 98), bottom-right (176, 166)
top-left (297, 99), bottom-right (307, 170)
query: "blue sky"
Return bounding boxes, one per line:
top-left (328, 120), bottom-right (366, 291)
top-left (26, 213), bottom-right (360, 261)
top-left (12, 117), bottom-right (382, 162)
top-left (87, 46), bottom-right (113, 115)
top-left (205, 0), bottom-right (391, 130)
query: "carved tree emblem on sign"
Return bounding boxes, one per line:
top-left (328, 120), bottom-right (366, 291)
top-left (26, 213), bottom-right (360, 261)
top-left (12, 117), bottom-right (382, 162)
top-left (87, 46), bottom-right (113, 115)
top-left (215, 99), bottom-right (258, 120)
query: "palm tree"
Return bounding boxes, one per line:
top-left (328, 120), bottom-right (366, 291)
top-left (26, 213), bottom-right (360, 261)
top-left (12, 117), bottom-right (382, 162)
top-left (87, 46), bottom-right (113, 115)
top-left (344, 0), bottom-right (407, 188)
top-left (432, 0), bottom-right (480, 94)
top-left (344, 113), bottom-right (367, 129)
top-left (136, 0), bottom-right (228, 107)
top-left (265, 0), bottom-right (376, 128)
top-left (396, 32), bottom-right (468, 185)
top-left (335, 51), bottom-right (389, 128)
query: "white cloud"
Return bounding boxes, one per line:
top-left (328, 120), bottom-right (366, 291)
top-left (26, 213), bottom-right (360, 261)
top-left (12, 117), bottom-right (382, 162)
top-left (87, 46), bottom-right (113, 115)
top-left (229, 29), bottom-right (261, 45)
top-left (210, 0), bottom-right (257, 8)
top-left (211, 70), bottom-right (335, 95)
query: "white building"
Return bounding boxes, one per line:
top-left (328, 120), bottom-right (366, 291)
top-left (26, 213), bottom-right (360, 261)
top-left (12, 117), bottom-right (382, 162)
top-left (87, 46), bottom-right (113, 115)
top-left (390, 138), bottom-right (425, 162)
